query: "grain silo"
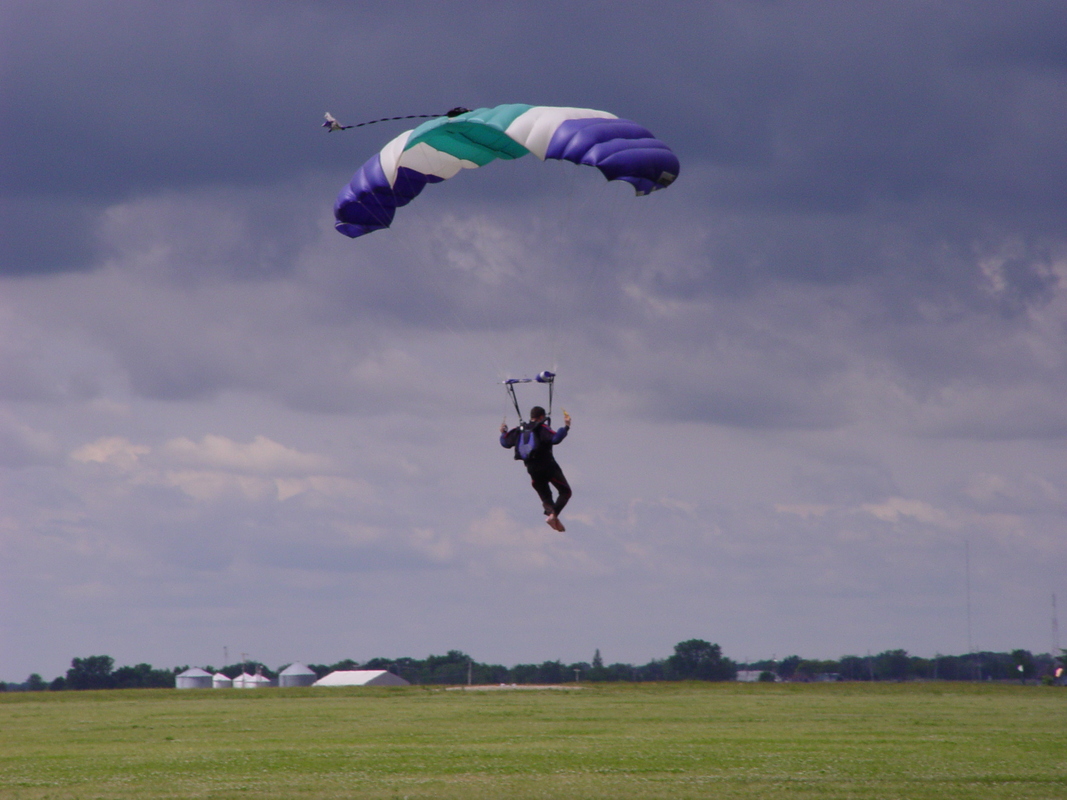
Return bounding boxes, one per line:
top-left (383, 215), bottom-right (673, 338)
top-left (175, 667), bottom-right (213, 689)
top-left (212, 672), bottom-right (233, 688)
top-left (279, 663), bottom-right (316, 687)
top-left (235, 671), bottom-right (271, 688)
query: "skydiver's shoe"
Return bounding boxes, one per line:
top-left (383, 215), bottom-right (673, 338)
top-left (546, 514), bottom-right (565, 532)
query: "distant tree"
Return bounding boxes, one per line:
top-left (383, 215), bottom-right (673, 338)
top-left (509, 663), bottom-right (537, 683)
top-left (605, 663), bottom-right (637, 682)
top-left (25, 673), bottom-right (47, 692)
top-left (475, 663), bottom-right (511, 684)
top-left (873, 649), bottom-right (911, 681)
top-left (422, 651), bottom-right (471, 684)
top-left (308, 658), bottom-right (360, 678)
top-left (586, 650), bottom-right (609, 682)
top-left (536, 660), bottom-right (565, 684)
top-left (792, 659), bottom-right (840, 681)
top-left (67, 656), bottom-right (115, 690)
top-left (758, 671), bottom-right (776, 682)
top-left (49, 676), bottom-right (66, 691)
top-left (745, 659), bottom-right (778, 673)
top-left (777, 656), bottom-right (802, 680)
top-left (217, 661), bottom-right (276, 681)
top-left (910, 657), bottom-right (933, 679)
top-left (1011, 649), bottom-right (1036, 680)
top-left (634, 659), bottom-right (667, 681)
top-left (837, 656), bottom-right (868, 681)
top-left (666, 640), bottom-right (736, 681)
top-left (112, 663), bottom-right (175, 689)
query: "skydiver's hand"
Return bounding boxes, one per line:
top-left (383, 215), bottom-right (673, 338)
top-left (500, 420), bottom-right (508, 434)
top-left (563, 410), bottom-right (571, 428)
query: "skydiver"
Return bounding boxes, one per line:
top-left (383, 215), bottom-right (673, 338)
top-left (500, 407), bottom-right (572, 532)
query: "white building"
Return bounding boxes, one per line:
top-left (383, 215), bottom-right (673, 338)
top-left (736, 670), bottom-right (776, 682)
top-left (312, 670), bottom-right (409, 687)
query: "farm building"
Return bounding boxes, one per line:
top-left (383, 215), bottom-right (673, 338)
top-left (313, 670), bottom-right (409, 687)
top-left (279, 663), bottom-right (316, 687)
top-left (736, 670), bottom-right (776, 682)
top-left (234, 672), bottom-right (271, 688)
top-left (176, 667), bottom-right (213, 689)
top-left (212, 672), bottom-right (233, 688)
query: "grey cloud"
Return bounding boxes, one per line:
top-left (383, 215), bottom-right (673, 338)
top-left (4, 1), bottom-right (1067, 679)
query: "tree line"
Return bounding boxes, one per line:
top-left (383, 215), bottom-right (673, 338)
top-left (743, 648), bottom-right (1053, 682)
top-left (2, 642), bottom-right (1060, 691)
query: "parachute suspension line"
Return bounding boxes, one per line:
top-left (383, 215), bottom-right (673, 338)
top-left (505, 381), bottom-right (525, 424)
top-left (350, 113), bottom-right (437, 128)
top-left (329, 104), bottom-right (680, 425)
top-left (324, 107), bottom-right (472, 131)
top-left (501, 371), bottom-right (555, 427)
top-left (361, 184), bottom-right (516, 414)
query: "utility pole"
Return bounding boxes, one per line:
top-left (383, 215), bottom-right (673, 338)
top-left (1053, 593), bottom-right (1060, 654)
top-left (965, 539), bottom-right (973, 654)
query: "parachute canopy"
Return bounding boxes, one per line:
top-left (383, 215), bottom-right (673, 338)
top-left (334, 104), bottom-right (679, 238)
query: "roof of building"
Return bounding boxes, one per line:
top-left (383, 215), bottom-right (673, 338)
top-left (312, 669), bottom-right (409, 687)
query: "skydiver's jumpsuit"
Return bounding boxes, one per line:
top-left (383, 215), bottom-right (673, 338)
top-left (500, 420), bottom-right (571, 517)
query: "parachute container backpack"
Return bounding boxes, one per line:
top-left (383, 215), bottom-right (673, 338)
top-left (515, 426), bottom-right (539, 462)
top-left (332, 104), bottom-right (679, 238)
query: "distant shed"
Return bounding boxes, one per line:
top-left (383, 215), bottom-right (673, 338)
top-left (176, 667), bottom-right (213, 689)
top-left (313, 670), bottom-right (409, 687)
top-left (212, 672), bottom-right (233, 688)
top-left (279, 663), bottom-right (317, 687)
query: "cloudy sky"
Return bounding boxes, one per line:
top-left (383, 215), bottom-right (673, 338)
top-left (3, 1), bottom-right (1066, 681)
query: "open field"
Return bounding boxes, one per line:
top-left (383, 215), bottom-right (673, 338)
top-left (1, 682), bottom-right (1065, 799)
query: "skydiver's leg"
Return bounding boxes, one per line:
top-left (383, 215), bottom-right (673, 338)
top-left (529, 470), bottom-right (555, 516)
top-left (548, 467), bottom-right (572, 516)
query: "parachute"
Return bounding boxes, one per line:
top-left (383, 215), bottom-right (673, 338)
top-left (333, 104), bottom-right (679, 238)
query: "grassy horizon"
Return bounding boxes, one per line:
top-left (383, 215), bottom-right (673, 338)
top-left (2, 681), bottom-right (1065, 799)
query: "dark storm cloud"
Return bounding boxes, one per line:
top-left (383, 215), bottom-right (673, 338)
top-left (3, 0), bottom-right (1065, 287)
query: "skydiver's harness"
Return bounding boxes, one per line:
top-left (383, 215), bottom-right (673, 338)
top-left (503, 371), bottom-right (555, 462)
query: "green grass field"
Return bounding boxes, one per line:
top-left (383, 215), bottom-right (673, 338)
top-left (1, 682), bottom-right (1064, 799)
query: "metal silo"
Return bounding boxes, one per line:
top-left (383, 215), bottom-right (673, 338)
top-left (175, 667), bottom-right (213, 689)
top-left (279, 663), bottom-right (316, 687)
